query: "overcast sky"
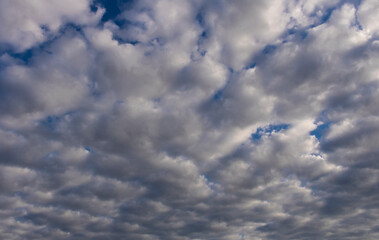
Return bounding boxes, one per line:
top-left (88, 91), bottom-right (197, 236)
top-left (0, 0), bottom-right (379, 239)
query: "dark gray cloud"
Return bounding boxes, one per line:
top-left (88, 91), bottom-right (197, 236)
top-left (0, 0), bottom-right (379, 239)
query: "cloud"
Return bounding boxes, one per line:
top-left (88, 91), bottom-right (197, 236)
top-left (0, 0), bottom-right (103, 52)
top-left (0, 0), bottom-right (379, 239)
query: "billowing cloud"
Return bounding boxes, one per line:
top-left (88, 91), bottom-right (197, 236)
top-left (0, 0), bottom-right (378, 239)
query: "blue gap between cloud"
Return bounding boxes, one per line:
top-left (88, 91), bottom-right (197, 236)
top-left (309, 7), bottom-right (336, 28)
top-left (40, 115), bottom-right (61, 131)
top-left (262, 45), bottom-right (277, 55)
top-left (310, 122), bottom-right (331, 140)
top-left (93, 0), bottom-right (136, 23)
top-left (251, 123), bottom-right (291, 141)
top-left (84, 147), bottom-right (93, 153)
top-left (212, 79), bottom-right (231, 101)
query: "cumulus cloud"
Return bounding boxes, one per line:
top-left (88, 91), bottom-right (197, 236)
top-left (0, 0), bottom-right (378, 239)
top-left (0, 0), bottom-right (104, 52)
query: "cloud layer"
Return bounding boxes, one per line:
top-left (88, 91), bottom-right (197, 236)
top-left (0, 0), bottom-right (378, 239)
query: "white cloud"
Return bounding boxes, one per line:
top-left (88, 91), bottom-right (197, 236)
top-left (0, 0), bottom-right (103, 52)
top-left (358, 0), bottom-right (379, 36)
top-left (0, 0), bottom-right (379, 239)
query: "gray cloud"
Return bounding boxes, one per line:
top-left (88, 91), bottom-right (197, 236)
top-left (0, 0), bottom-right (379, 239)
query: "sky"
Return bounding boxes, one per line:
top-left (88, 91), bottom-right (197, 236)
top-left (0, 0), bottom-right (378, 239)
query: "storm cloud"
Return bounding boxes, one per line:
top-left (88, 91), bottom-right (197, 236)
top-left (0, 0), bottom-right (378, 239)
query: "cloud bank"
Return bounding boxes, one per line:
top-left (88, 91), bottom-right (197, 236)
top-left (0, 0), bottom-right (378, 239)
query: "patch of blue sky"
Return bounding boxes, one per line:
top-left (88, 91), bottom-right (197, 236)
top-left (320, 7), bottom-right (334, 24)
top-left (212, 79), bottom-right (231, 101)
top-left (200, 30), bottom-right (207, 39)
top-left (310, 122), bottom-right (331, 140)
top-left (195, 11), bottom-right (209, 58)
top-left (113, 35), bottom-right (140, 45)
top-left (1, 23), bottom-right (84, 65)
top-left (262, 44), bottom-right (277, 55)
top-left (251, 123), bottom-right (291, 141)
top-left (40, 115), bottom-right (61, 131)
top-left (196, 30), bottom-right (208, 51)
top-left (203, 175), bottom-right (211, 183)
top-left (196, 12), bottom-right (205, 27)
top-left (308, 7), bottom-right (335, 28)
top-left (244, 43), bottom-right (278, 70)
top-left (213, 89), bottom-right (223, 101)
top-left (353, 5), bottom-right (363, 30)
top-left (310, 152), bottom-right (323, 158)
top-left (285, 28), bottom-right (308, 41)
top-left (1, 42), bottom-right (47, 65)
top-left (204, 175), bottom-right (216, 191)
top-left (39, 111), bottom-right (76, 132)
top-left (92, 0), bottom-right (134, 23)
top-left (247, 62), bottom-right (256, 69)
top-left (243, 62), bottom-right (256, 71)
top-left (84, 147), bottom-right (93, 153)
top-left (4, 49), bottom-right (33, 64)
top-left (59, 23), bottom-right (84, 35)
top-left (310, 110), bottom-right (331, 140)
top-left (92, 0), bottom-right (139, 27)
top-left (300, 179), bottom-right (308, 187)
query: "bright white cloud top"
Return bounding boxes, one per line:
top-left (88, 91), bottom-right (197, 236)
top-left (0, 0), bottom-right (378, 239)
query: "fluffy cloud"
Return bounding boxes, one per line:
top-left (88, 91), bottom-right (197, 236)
top-left (0, 0), bottom-right (378, 239)
top-left (0, 0), bottom-right (103, 52)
